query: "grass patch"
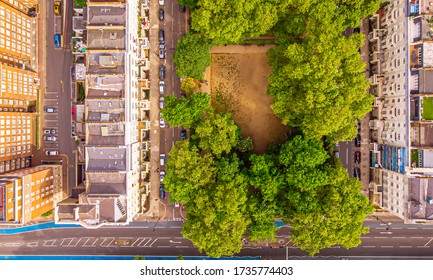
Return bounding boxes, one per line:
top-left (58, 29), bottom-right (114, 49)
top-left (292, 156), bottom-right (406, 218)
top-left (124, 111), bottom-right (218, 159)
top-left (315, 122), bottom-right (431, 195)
top-left (77, 83), bottom-right (85, 101)
top-left (73, 0), bottom-right (86, 8)
top-left (36, 88), bottom-right (40, 113)
top-left (35, 116), bottom-right (40, 150)
top-left (422, 97), bottom-right (433, 120)
top-left (41, 209), bottom-right (53, 218)
top-left (411, 150), bottom-right (419, 168)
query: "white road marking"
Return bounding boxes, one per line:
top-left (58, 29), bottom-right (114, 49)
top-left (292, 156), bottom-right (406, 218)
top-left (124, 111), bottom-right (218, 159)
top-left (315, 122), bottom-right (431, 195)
top-left (363, 246), bottom-right (376, 248)
top-left (374, 237), bottom-right (387, 239)
top-left (380, 246), bottom-right (393, 248)
top-left (60, 238), bottom-right (74, 246)
top-left (391, 237), bottom-right (405, 239)
top-left (26, 242), bottom-right (38, 247)
top-left (100, 237), bottom-right (115, 247)
top-left (410, 237), bottom-right (423, 239)
top-left (43, 240), bottom-right (57, 247)
top-left (5, 243), bottom-right (21, 247)
top-left (399, 246), bottom-right (412, 248)
top-left (423, 238), bottom-right (433, 247)
top-left (175, 246), bottom-right (188, 248)
top-left (82, 237), bottom-right (98, 247)
top-left (158, 245), bottom-right (170, 248)
top-left (148, 239), bottom-right (157, 247)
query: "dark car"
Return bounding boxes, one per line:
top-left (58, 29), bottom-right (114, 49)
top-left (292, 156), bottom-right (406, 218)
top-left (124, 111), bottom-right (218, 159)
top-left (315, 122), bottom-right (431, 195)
top-left (354, 151), bottom-right (361, 164)
top-left (181, 129), bottom-right (187, 140)
top-left (54, 34), bottom-right (61, 48)
top-left (353, 27), bottom-right (360, 33)
top-left (71, 66), bottom-right (75, 81)
top-left (159, 29), bottom-right (165, 43)
top-left (354, 134), bottom-right (361, 147)
top-left (357, 120), bottom-right (361, 132)
top-left (159, 44), bottom-right (165, 59)
top-left (159, 185), bottom-right (165, 199)
top-left (159, 64), bottom-right (165, 79)
top-left (159, 8), bottom-right (164, 20)
top-left (179, 4), bottom-right (186, 13)
top-left (353, 167), bottom-right (361, 179)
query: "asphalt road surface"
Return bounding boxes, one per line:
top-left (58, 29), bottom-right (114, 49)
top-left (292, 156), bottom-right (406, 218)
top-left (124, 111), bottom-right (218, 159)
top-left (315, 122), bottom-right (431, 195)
top-left (2, 222), bottom-right (433, 259)
top-left (34, 0), bottom-right (77, 195)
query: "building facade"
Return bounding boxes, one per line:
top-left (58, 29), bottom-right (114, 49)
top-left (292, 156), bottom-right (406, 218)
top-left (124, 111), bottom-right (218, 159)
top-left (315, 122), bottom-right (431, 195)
top-left (56, 0), bottom-right (141, 226)
top-left (369, 0), bottom-right (433, 223)
top-left (0, 165), bottom-right (62, 224)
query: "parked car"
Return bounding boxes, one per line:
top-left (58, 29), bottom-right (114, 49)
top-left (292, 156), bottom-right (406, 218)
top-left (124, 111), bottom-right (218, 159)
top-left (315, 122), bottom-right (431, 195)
top-left (44, 129), bottom-right (56, 134)
top-left (353, 167), bottom-right (361, 179)
top-left (53, 1), bottom-right (61, 15)
top-left (71, 66), bottom-right (75, 82)
top-left (44, 135), bottom-right (57, 142)
top-left (353, 27), bottom-right (360, 33)
top-left (160, 171), bottom-right (166, 182)
top-left (159, 8), bottom-right (164, 20)
top-left (159, 29), bottom-right (165, 43)
top-left (159, 81), bottom-right (165, 94)
top-left (45, 150), bottom-right (59, 156)
top-left (159, 64), bottom-right (165, 79)
top-left (71, 107), bottom-right (76, 119)
top-left (334, 151), bottom-right (340, 158)
top-left (159, 48), bottom-right (165, 59)
top-left (354, 134), bottom-right (361, 147)
top-left (159, 0), bottom-right (164, 5)
top-left (160, 97), bottom-right (165, 109)
top-left (357, 120), bottom-right (361, 132)
top-left (44, 107), bottom-right (57, 113)
top-left (354, 151), bottom-right (361, 164)
top-left (181, 129), bottom-right (187, 140)
top-left (159, 185), bottom-right (165, 199)
top-left (179, 4), bottom-right (186, 13)
top-left (160, 154), bottom-right (166, 166)
top-left (54, 34), bottom-right (61, 48)
top-left (160, 113), bottom-right (165, 128)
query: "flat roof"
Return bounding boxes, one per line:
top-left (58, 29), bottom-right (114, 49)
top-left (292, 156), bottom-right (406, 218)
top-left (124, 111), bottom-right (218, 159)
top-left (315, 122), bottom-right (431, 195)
top-left (88, 5), bottom-right (125, 26)
top-left (87, 29), bottom-right (125, 50)
top-left (87, 172), bottom-right (126, 195)
top-left (423, 42), bottom-right (433, 68)
top-left (87, 52), bottom-right (125, 75)
top-left (87, 99), bottom-right (125, 111)
top-left (87, 75), bottom-right (124, 98)
top-left (86, 123), bottom-right (125, 145)
top-left (86, 147), bottom-right (127, 172)
top-left (418, 69), bottom-right (433, 94)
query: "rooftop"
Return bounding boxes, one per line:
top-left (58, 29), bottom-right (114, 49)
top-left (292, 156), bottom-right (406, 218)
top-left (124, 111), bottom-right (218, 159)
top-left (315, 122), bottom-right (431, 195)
top-left (86, 147), bottom-right (127, 172)
top-left (87, 29), bottom-right (125, 50)
top-left (411, 123), bottom-right (433, 147)
top-left (87, 5), bottom-right (125, 26)
top-left (87, 172), bottom-right (126, 196)
top-left (86, 123), bottom-right (125, 145)
top-left (87, 75), bottom-right (125, 98)
top-left (86, 52), bottom-right (125, 75)
top-left (409, 177), bottom-right (433, 220)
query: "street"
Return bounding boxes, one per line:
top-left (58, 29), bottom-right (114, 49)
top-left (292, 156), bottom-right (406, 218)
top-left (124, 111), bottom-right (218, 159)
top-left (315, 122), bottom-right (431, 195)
top-left (1, 222), bottom-right (433, 259)
top-left (33, 0), bottom-right (77, 197)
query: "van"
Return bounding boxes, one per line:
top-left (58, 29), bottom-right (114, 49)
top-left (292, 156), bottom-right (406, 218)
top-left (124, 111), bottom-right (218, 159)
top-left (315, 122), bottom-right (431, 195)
top-left (159, 29), bottom-right (165, 42)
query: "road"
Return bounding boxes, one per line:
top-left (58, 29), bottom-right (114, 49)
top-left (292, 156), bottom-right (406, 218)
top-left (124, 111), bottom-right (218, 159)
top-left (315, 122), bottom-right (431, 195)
top-left (2, 222), bottom-right (433, 259)
top-left (338, 141), bottom-right (354, 177)
top-left (158, 0), bottom-right (188, 220)
top-left (33, 0), bottom-right (77, 196)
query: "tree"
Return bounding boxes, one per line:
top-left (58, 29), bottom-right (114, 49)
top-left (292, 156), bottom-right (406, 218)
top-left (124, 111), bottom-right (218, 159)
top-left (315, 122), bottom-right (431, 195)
top-left (177, 0), bottom-right (198, 8)
top-left (191, 0), bottom-right (280, 44)
top-left (236, 136), bottom-right (254, 153)
top-left (180, 77), bottom-right (197, 94)
top-left (192, 111), bottom-right (240, 157)
top-left (161, 92), bottom-right (210, 128)
top-left (164, 140), bottom-right (216, 204)
top-left (267, 29), bottom-right (373, 142)
top-left (174, 32), bottom-right (213, 80)
top-left (288, 167), bottom-right (374, 255)
top-left (179, 154), bottom-right (250, 257)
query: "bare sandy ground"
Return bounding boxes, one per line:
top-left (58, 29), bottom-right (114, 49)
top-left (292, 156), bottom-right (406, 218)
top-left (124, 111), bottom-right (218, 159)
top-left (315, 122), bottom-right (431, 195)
top-left (205, 45), bottom-right (288, 154)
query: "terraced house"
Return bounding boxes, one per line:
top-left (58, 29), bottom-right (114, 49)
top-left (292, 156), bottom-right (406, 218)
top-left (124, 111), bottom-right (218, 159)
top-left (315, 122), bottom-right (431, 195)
top-left (55, 0), bottom-right (141, 226)
top-left (369, 0), bottom-right (433, 223)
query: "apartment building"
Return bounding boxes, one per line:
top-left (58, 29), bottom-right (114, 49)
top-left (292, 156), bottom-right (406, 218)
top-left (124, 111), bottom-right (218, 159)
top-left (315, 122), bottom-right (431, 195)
top-left (0, 0), bottom-right (38, 176)
top-left (369, 0), bottom-right (433, 223)
top-left (0, 165), bottom-right (62, 224)
top-left (56, 0), bottom-right (141, 226)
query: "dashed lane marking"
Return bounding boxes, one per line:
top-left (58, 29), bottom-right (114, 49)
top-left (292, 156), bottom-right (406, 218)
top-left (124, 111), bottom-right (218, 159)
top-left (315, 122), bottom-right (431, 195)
top-left (399, 246), bottom-right (413, 248)
top-left (391, 237), bottom-right (405, 239)
top-left (362, 246), bottom-right (376, 248)
top-left (5, 243), bottom-right (21, 247)
top-left (100, 237), bottom-right (115, 247)
top-left (43, 240), bottom-right (57, 247)
top-left (380, 246), bottom-right (393, 248)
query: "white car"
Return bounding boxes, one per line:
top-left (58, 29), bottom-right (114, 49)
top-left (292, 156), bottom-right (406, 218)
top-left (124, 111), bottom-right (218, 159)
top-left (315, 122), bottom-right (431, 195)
top-left (160, 113), bottom-right (165, 128)
top-left (45, 150), bottom-right (59, 156)
top-left (160, 154), bottom-right (166, 166)
top-left (159, 81), bottom-right (165, 94)
top-left (44, 135), bottom-right (57, 142)
top-left (160, 171), bottom-right (166, 182)
top-left (160, 97), bottom-right (165, 109)
top-left (159, 0), bottom-right (164, 5)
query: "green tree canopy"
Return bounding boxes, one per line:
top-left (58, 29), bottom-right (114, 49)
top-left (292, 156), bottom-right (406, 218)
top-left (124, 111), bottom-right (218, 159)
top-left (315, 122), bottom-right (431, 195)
top-left (173, 32), bottom-right (213, 80)
top-left (192, 111), bottom-right (240, 157)
top-left (161, 92), bottom-right (210, 128)
top-left (177, 0), bottom-right (198, 8)
top-left (191, 0), bottom-right (280, 44)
